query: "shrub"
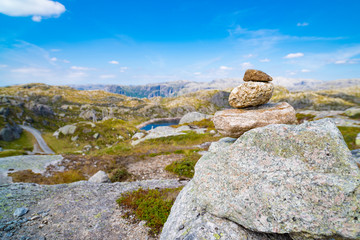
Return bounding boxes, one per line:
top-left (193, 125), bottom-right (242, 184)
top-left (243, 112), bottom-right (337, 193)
top-left (165, 151), bottom-right (201, 178)
top-left (110, 168), bottom-right (131, 182)
top-left (117, 187), bottom-right (182, 235)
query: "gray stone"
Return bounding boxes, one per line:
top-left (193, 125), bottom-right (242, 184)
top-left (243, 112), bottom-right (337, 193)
top-left (160, 181), bottom-right (291, 240)
top-left (213, 102), bottom-right (297, 138)
top-left (132, 132), bottom-right (145, 140)
top-left (208, 137), bottom-right (236, 153)
top-left (352, 149), bottom-right (360, 165)
top-left (0, 123), bottom-right (23, 142)
top-left (229, 81), bottom-right (274, 108)
top-left (193, 119), bottom-right (360, 239)
top-left (26, 102), bottom-right (54, 117)
top-left (13, 208), bottom-right (29, 218)
top-left (93, 133), bottom-right (100, 139)
top-left (88, 171), bottom-right (110, 183)
top-left (79, 109), bottom-right (97, 122)
top-left (344, 107), bottom-right (360, 118)
top-left (53, 125), bottom-right (77, 138)
top-left (356, 133), bottom-right (360, 146)
top-left (179, 112), bottom-right (212, 125)
top-left (71, 135), bottom-right (78, 142)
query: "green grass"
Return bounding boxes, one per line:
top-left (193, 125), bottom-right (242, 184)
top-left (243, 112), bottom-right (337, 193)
top-left (0, 130), bottom-right (35, 151)
top-left (8, 169), bottom-right (86, 184)
top-left (0, 149), bottom-right (27, 158)
top-left (338, 126), bottom-right (360, 150)
top-left (296, 113), bottom-right (316, 123)
top-left (117, 187), bottom-right (183, 236)
top-left (165, 151), bottom-right (201, 178)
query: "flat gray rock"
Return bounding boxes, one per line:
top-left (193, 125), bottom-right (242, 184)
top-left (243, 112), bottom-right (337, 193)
top-left (193, 119), bottom-right (360, 239)
top-left (179, 112), bottom-right (212, 125)
top-left (88, 170), bottom-right (110, 183)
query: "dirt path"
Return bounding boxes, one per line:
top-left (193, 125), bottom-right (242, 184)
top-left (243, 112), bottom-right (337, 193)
top-left (20, 125), bottom-right (55, 154)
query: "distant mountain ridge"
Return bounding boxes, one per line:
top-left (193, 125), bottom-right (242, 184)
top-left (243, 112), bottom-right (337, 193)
top-left (70, 78), bottom-right (360, 98)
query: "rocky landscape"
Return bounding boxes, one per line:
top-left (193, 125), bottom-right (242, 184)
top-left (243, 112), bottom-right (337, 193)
top-left (0, 70), bottom-right (360, 239)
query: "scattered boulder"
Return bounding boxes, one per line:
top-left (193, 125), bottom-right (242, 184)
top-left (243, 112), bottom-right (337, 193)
top-left (243, 69), bottom-right (273, 82)
top-left (79, 109), bottom-right (97, 122)
top-left (191, 119), bottom-right (360, 240)
top-left (26, 102), bottom-right (54, 117)
top-left (228, 81), bottom-right (274, 108)
top-left (179, 112), bottom-right (212, 125)
top-left (132, 132), bottom-right (145, 140)
top-left (93, 133), bottom-right (100, 139)
top-left (0, 123), bottom-right (23, 142)
top-left (0, 107), bottom-right (10, 117)
top-left (13, 207), bottom-right (29, 218)
top-left (52, 95), bottom-right (62, 103)
top-left (344, 107), bottom-right (360, 118)
top-left (88, 171), bottom-right (110, 183)
top-left (213, 102), bottom-right (296, 138)
top-left (53, 125), bottom-right (77, 138)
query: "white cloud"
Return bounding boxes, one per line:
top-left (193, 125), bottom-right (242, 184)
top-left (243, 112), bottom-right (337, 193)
top-left (240, 62), bottom-right (253, 70)
top-left (297, 22), bottom-right (309, 27)
top-left (219, 66), bottom-right (232, 70)
top-left (63, 59), bottom-right (70, 63)
top-left (243, 54), bottom-right (254, 58)
top-left (260, 58), bottom-right (270, 62)
top-left (334, 59), bottom-right (358, 64)
top-left (0, 64), bottom-right (8, 68)
top-left (284, 53), bottom-right (304, 59)
top-left (11, 67), bottom-right (50, 73)
top-left (0, 0), bottom-right (65, 20)
top-left (71, 66), bottom-right (93, 71)
top-left (193, 72), bottom-right (201, 75)
top-left (100, 74), bottom-right (116, 79)
top-left (32, 15), bottom-right (42, 22)
top-left (120, 67), bottom-right (128, 72)
top-left (109, 60), bottom-right (119, 64)
top-left (50, 57), bottom-right (57, 61)
top-left (301, 69), bottom-right (311, 73)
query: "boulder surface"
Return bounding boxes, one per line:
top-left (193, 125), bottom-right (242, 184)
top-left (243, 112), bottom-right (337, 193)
top-left (243, 69), bottom-right (273, 82)
top-left (193, 119), bottom-right (360, 240)
top-left (179, 112), bottom-right (212, 125)
top-left (213, 102), bottom-right (296, 138)
top-left (229, 82), bottom-right (274, 108)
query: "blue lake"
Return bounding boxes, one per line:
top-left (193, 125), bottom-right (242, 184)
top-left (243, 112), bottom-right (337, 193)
top-left (140, 120), bottom-right (180, 131)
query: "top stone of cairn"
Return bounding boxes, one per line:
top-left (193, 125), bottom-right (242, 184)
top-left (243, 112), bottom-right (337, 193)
top-left (243, 69), bottom-right (273, 82)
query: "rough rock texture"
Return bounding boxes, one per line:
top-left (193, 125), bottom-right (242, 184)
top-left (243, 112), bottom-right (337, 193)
top-left (53, 125), bottom-right (77, 138)
top-left (25, 102), bottom-right (54, 117)
top-left (160, 181), bottom-right (292, 240)
top-left (229, 82), bottom-right (274, 108)
top-left (88, 170), bottom-right (111, 183)
top-left (193, 119), bottom-right (360, 239)
top-left (207, 137), bottom-right (236, 153)
top-left (0, 123), bottom-right (22, 142)
top-left (0, 180), bottom-right (186, 240)
top-left (344, 107), bottom-right (360, 118)
top-left (179, 112), bottom-right (213, 125)
top-left (213, 102), bottom-right (296, 138)
top-left (243, 69), bottom-right (273, 82)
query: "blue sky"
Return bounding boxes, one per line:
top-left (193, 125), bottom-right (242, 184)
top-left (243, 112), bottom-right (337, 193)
top-left (0, 0), bottom-right (359, 86)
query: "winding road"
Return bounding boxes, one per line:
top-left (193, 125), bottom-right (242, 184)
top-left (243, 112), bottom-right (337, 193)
top-left (20, 125), bottom-right (55, 154)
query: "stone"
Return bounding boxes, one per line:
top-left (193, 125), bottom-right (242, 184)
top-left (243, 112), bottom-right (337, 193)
top-left (193, 119), bottom-right (360, 239)
top-left (179, 112), bottom-right (213, 125)
top-left (356, 133), bottom-right (360, 146)
top-left (243, 69), bottom-right (273, 82)
top-left (207, 137), bottom-right (236, 153)
top-left (13, 207), bottom-right (29, 218)
top-left (26, 102), bottom-right (54, 117)
top-left (93, 133), bottom-right (100, 139)
top-left (79, 109), bottom-right (97, 122)
top-left (71, 135), bottom-right (78, 142)
top-left (0, 123), bottom-right (23, 142)
top-left (213, 102), bottom-right (296, 138)
top-left (132, 132), bottom-right (145, 140)
top-left (53, 125), bottom-right (77, 138)
top-left (229, 82), bottom-right (274, 108)
top-left (344, 107), bottom-right (360, 118)
top-left (160, 181), bottom-right (292, 240)
top-left (352, 149), bottom-right (360, 165)
top-left (88, 170), bottom-right (110, 183)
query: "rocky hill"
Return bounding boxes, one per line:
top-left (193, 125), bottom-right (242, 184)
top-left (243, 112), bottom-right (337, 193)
top-left (70, 78), bottom-right (360, 98)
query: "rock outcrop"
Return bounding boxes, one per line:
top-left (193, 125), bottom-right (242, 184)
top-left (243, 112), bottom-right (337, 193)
top-left (162, 119), bottom-right (360, 240)
top-left (53, 125), bottom-right (77, 138)
top-left (0, 123), bottom-right (23, 142)
top-left (214, 102), bottom-right (296, 138)
top-left (179, 112), bottom-right (212, 125)
top-left (88, 171), bottom-right (111, 183)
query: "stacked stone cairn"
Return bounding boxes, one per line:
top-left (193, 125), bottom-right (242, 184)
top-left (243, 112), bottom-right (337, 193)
top-left (213, 69), bottom-right (297, 137)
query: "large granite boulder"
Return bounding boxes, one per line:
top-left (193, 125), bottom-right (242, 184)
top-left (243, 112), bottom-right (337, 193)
top-left (88, 171), bottom-right (110, 183)
top-left (0, 123), bottom-right (23, 142)
top-left (191, 119), bottom-right (360, 240)
top-left (243, 69), bottom-right (273, 82)
top-left (53, 125), bottom-right (77, 138)
top-left (26, 102), bottom-right (54, 117)
top-left (179, 112), bottom-right (213, 125)
top-left (228, 82), bottom-right (274, 108)
top-left (160, 181), bottom-right (292, 240)
top-left (213, 102), bottom-right (296, 138)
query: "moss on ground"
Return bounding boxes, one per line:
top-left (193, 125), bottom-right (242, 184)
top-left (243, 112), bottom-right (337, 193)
top-left (8, 169), bottom-right (86, 184)
top-left (0, 150), bottom-right (27, 158)
top-left (296, 113), bottom-right (316, 123)
top-left (165, 151), bottom-right (201, 178)
top-left (338, 126), bottom-right (360, 150)
top-left (110, 168), bottom-right (132, 182)
top-left (117, 187), bottom-right (183, 236)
